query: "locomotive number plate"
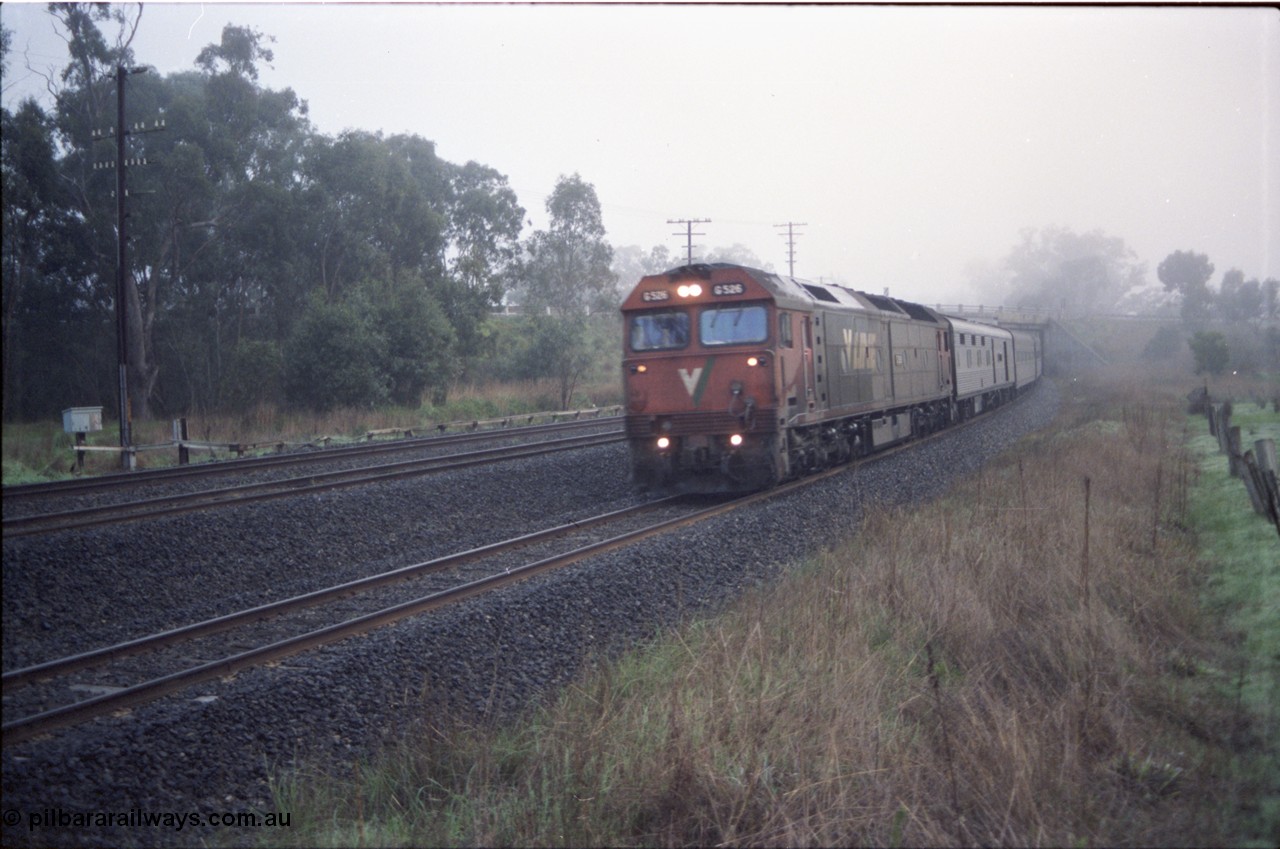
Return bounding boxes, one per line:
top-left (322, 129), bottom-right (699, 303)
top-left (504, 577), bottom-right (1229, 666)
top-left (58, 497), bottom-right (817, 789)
top-left (641, 290), bottom-right (670, 302)
top-left (712, 282), bottom-right (746, 296)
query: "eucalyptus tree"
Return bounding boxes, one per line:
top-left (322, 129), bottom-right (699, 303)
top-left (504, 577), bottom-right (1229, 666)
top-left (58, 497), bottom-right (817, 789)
top-left (1, 3), bottom-right (138, 420)
top-left (2, 97), bottom-right (104, 418)
top-left (138, 24), bottom-right (313, 412)
top-left (1216, 269), bottom-right (1268, 324)
top-left (299, 130), bottom-right (448, 298)
top-left (442, 160), bottom-right (525, 369)
top-left (292, 130), bottom-right (472, 406)
top-left (1002, 226), bottom-right (1147, 315)
top-left (521, 173), bottom-right (615, 317)
top-left (26, 10), bottom-right (314, 417)
top-left (520, 173), bottom-right (616, 408)
top-left (4, 6), bottom-right (546, 419)
top-left (1157, 250), bottom-right (1216, 327)
top-left (611, 244), bottom-right (675, 304)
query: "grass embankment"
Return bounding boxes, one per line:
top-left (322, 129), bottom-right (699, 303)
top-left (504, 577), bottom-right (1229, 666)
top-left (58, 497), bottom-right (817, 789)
top-left (1186, 398), bottom-right (1280, 843)
top-left (258, 372), bottom-right (1271, 845)
top-left (1, 379), bottom-right (622, 485)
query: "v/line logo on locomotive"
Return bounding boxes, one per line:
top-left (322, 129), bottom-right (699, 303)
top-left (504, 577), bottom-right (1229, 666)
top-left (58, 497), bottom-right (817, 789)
top-left (676, 359), bottom-right (715, 406)
top-left (621, 263), bottom-right (1042, 494)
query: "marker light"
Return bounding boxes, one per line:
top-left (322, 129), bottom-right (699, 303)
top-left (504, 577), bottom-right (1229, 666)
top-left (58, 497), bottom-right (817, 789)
top-left (656, 436), bottom-right (671, 450)
top-left (632, 364), bottom-right (647, 374)
top-left (729, 434), bottom-right (744, 447)
top-left (676, 283), bottom-right (703, 298)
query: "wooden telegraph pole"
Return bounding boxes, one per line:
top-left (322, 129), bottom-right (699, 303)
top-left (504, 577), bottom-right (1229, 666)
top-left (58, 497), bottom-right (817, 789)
top-left (667, 218), bottom-right (710, 265)
top-left (92, 65), bottom-right (163, 470)
top-left (774, 221), bottom-right (807, 277)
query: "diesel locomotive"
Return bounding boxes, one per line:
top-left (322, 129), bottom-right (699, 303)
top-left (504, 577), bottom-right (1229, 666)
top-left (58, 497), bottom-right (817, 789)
top-left (621, 263), bottom-right (1041, 492)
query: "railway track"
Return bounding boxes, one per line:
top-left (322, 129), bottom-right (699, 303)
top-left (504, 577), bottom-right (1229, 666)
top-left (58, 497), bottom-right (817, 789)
top-left (2, 416), bottom-right (620, 508)
top-left (1, 494), bottom-right (727, 744)
top-left (1, 401), bottom-right (1013, 746)
top-left (2, 428), bottom-right (624, 538)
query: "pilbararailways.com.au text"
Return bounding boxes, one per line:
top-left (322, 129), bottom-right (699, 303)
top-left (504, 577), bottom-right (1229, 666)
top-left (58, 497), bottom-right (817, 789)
top-left (5, 807), bottom-right (291, 833)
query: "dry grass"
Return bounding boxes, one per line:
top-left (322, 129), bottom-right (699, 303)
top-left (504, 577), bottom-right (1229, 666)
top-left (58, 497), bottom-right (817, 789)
top-left (267, 369), bottom-right (1273, 847)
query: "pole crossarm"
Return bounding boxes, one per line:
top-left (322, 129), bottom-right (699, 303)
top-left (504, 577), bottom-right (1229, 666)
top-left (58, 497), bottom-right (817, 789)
top-left (667, 217), bottom-right (710, 265)
top-left (773, 221), bottom-right (807, 277)
top-left (96, 65), bottom-right (163, 471)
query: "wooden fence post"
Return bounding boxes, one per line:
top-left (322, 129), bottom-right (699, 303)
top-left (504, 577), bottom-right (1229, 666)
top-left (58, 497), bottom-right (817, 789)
top-left (1227, 426), bottom-right (1244, 478)
top-left (1240, 450), bottom-right (1268, 516)
top-left (1252, 438), bottom-right (1280, 536)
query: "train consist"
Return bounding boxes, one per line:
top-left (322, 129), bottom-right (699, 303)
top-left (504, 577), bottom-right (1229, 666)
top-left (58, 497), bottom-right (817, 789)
top-left (621, 263), bottom-right (1042, 492)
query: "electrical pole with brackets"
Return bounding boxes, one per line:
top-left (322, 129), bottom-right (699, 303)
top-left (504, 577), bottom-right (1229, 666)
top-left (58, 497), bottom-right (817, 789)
top-left (92, 65), bottom-right (164, 470)
top-left (667, 218), bottom-right (710, 265)
top-left (774, 221), bottom-right (807, 277)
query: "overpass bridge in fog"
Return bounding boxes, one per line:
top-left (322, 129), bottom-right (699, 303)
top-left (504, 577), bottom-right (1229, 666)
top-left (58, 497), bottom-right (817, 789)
top-left (931, 303), bottom-right (1137, 373)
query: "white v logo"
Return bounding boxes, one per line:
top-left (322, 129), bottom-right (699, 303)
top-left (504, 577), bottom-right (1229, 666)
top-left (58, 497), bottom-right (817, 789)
top-left (678, 367), bottom-right (703, 397)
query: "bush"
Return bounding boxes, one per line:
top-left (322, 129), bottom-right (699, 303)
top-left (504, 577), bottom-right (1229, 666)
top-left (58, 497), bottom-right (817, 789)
top-left (1143, 324), bottom-right (1183, 360)
top-left (220, 338), bottom-right (284, 411)
top-left (282, 277), bottom-right (462, 411)
top-left (362, 276), bottom-right (458, 405)
top-left (284, 294), bottom-right (389, 411)
top-left (1188, 331), bottom-right (1229, 375)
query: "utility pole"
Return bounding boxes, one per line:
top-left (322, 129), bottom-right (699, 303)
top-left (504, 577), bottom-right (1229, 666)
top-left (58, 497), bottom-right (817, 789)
top-left (92, 65), bottom-right (163, 470)
top-left (667, 218), bottom-right (710, 265)
top-left (774, 221), bottom-right (807, 277)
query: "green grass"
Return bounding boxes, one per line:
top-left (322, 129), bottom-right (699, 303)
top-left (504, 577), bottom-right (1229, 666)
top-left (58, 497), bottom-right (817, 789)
top-left (1186, 403), bottom-right (1280, 848)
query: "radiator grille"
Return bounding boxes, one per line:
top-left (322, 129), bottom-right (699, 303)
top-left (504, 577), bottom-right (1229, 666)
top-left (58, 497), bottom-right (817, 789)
top-left (625, 409), bottom-right (778, 438)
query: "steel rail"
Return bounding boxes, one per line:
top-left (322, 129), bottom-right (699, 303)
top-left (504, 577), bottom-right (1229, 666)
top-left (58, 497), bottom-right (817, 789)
top-left (2, 430), bottom-right (624, 538)
top-left (1, 495), bottom-right (743, 746)
top-left (2, 497), bottom-right (682, 690)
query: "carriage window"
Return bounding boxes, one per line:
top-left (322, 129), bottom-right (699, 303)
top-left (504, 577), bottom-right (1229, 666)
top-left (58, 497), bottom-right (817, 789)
top-left (778, 312), bottom-right (793, 348)
top-left (700, 305), bottom-right (768, 346)
top-left (630, 311), bottom-right (690, 351)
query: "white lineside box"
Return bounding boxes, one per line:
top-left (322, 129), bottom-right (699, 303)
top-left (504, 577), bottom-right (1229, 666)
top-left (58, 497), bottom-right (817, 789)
top-left (62, 406), bottom-right (104, 434)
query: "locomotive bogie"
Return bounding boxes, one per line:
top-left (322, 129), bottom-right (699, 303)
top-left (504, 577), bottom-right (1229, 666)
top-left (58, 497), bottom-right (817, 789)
top-left (628, 432), bottom-right (780, 493)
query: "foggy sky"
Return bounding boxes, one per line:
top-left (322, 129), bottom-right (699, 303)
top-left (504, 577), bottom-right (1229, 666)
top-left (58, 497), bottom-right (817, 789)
top-left (3, 2), bottom-right (1276, 305)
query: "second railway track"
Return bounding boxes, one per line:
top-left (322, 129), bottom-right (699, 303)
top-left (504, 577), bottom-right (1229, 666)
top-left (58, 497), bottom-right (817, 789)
top-left (2, 428), bottom-right (624, 537)
top-left (3, 415), bottom-right (622, 505)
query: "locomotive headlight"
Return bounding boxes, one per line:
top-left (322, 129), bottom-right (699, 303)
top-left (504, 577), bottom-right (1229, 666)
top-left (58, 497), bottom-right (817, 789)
top-left (630, 363), bottom-right (648, 374)
top-left (729, 434), bottom-right (744, 447)
top-left (747, 355), bottom-right (768, 367)
top-left (656, 436), bottom-right (671, 450)
top-left (676, 283), bottom-right (703, 298)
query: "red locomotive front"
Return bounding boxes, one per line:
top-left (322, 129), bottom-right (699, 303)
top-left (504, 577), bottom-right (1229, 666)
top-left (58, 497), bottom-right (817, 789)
top-left (621, 265), bottom-right (786, 491)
